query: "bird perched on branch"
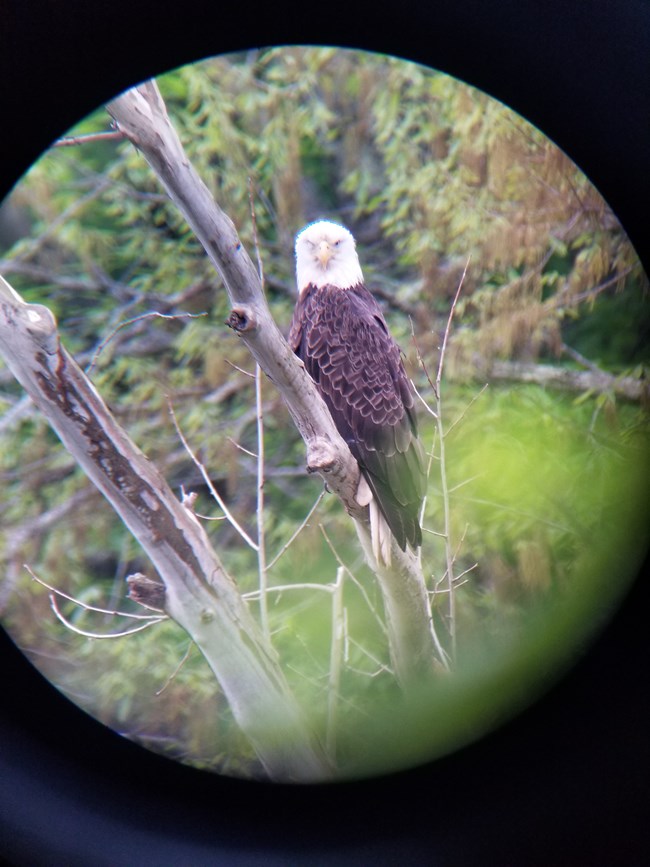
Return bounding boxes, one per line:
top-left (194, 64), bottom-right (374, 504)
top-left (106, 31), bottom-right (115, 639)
top-left (289, 219), bottom-right (426, 565)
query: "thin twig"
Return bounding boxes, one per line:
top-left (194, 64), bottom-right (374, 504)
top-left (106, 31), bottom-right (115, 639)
top-left (86, 311), bottom-right (207, 374)
top-left (410, 318), bottom-right (439, 399)
top-left (48, 593), bottom-right (165, 638)
top-left (434, 524), bottom-right (470, 592)
top-left (445, 383), bottom-right (489, 437)
top-left (428, 577), bottom-right (471, 597)
top-left (155, 641), bottom-right (195, 695)
top-left (556, 265), bottom-right (635, 308)
top-left (25, 565), bottom-right (163, 620)
top-left (53, 130), bottom-right (126, 148)
top-left (447, 474), bottom-right (483, 494)
top-left (453, 561), bottom-right (478, 583)
top-left (326, 566), bottom-right (345, 760)
top-left (434, 258), bottom-right (470, 663)
top-left (411, 381), bottom-right (439, 418)
top-left (436, 258), bottom-right (470, 390)
top-left (248, 177), bottom-right (265, 287)
top-left (243, 582), bottom-right (334, 600)
top-left (193, 512), bottom-right (228, 522)
top-left (255, 364), bottom-right (270, 640)
top-left (409, 332), bottom-right (439, 540)
top-left (346, 636), bottom-right (393, 677)
top-left (247, 179), bottom-right (271, 639)
top-left (166, 397), bottom-right (258, 551)
top-left (320, 525), bottom-right (388, 638)
top-left (266, 490), bottom-right (326, 571)
top-left (422, 527), bottom-right (448, 538)
top-left (224, 359), bottom-right (256, 378)
top-left (226, 437), bottom-right (258, 458)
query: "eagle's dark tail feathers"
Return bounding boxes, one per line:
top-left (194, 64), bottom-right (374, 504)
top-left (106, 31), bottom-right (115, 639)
top-left (362, 469), bottom-right (423, 555)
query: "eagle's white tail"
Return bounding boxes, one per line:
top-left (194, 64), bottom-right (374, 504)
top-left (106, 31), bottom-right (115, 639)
top-left (357, 475), bottom-right (392, 567)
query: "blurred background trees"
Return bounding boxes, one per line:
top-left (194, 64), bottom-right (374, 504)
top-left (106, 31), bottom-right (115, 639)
top-left (0, 47), bottom-right (647, 777)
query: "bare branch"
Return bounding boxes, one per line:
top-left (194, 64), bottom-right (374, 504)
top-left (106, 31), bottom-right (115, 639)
top-left (224, 359), bottom-right (256, 379)
top-left (555, 265), bottom-right (636, 308)
top-left (412, 380), bottom-right (438, 418)
top-left (25, 564), bottom-right (164, 621)
top-left (266, 489), bottom-right (326, 571)
top-left (453, 561), bottom-right (478, 583)
top-left (106, 82), bottom-right (362, 518)
top-left (319, 524), bottom-right (387, 639)
top-left (432, 260), bottom-right (470, 664)
top-left (243, 582), bottom-right (334, 599)
top-left (445, 383), bottom-right (489, 438)
top-left (436, 257), bottom-right (470, 391)
top-left (48, 593), bottom-right (165, 638)
top-left (477, 358), bottom-right (649, 402)
top-left (53, 130), bottom-right (126, 147)
top-left (346, 637), bottom-right (393, 677)
top-left (86, 310), bottom-right (207, 374)
top-left (326, 566), bottom-right (345, 760)
top-left (410, 318), bottom-right (439, 399)
top-left (255, 365), bottom-right (270, 640)
top-left (422, 527), bottom-right (448, 539)
top-left (105, 81), bottom-right (443, 688)
top-left (166, 396), bottom-right (258, 551)
top-left (0, 272), bottom-right (330, 781)
top-left (561, 342), bottom-right (607, 375)
top-left (155, 641), bottom-right (195, 696)
top-left (226, 437), bottom-right (258, 458)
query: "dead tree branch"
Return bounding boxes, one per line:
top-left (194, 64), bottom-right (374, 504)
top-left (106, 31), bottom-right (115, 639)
top-left (476, 358), bottom-right (648, 402)
top-left (0, 272), bottom-right (329, 782)
top-left (106, 83), bottom-right (360, 513)
top-left (106, 80), bottom-right (444, 683)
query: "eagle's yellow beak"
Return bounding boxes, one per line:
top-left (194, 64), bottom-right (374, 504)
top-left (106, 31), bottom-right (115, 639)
top-left (317, 241), bottom-right (333, 269)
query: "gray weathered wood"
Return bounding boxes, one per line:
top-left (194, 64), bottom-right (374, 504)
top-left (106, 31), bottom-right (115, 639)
top-left (106, 82), bottom-right (362, 511)
top-left (0, 273), bottom-right (330, 781)
top-left (479, 358), bottom-right (649, 402)
top-left (107, 81), bottom-right (446, 681)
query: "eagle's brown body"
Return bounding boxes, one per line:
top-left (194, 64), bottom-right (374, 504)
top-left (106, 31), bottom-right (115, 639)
top-left (289, 278), bottom-right (425, 553)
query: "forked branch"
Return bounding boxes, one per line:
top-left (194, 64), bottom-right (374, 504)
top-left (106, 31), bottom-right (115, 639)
top-left (106, 82), bottom-right (362, 515)
top-left (107, 80), bottom-right (446, 682)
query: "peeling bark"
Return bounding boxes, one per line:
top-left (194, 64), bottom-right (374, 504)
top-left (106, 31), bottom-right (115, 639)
top-left (0, 274), bottom-right (330, 782)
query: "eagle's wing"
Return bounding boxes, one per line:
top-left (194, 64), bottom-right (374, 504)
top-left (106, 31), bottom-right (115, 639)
top-left (290, 284), bottom-right (425, 550)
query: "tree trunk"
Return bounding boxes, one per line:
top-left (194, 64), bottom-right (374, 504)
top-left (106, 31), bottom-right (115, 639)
top-left (107, 81), bottom-right (446, 682)
top-left (0, 274), bottom-right (330, 782)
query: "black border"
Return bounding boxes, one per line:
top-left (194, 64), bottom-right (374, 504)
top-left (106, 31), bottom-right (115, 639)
top-left (1, 2), bottom-right (649, 864)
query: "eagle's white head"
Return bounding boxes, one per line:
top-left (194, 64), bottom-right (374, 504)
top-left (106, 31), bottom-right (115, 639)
top-left (295, 220), bottom-right (364, 294)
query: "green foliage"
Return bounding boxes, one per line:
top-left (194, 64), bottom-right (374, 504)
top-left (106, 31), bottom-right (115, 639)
top-left (0, 47), bottom-right (647, 777)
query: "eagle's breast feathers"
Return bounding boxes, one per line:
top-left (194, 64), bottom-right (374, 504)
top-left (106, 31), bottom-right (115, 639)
top-left (290, 221), bottom-right (426, 563)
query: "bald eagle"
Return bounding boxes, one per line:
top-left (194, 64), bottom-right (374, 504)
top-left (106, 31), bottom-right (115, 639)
top-left (289, 220), bottom-right (426, 565)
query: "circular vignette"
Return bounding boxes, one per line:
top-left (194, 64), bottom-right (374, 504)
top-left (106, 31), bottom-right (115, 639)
top-left (1, 4), bottom-right (649, 867)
